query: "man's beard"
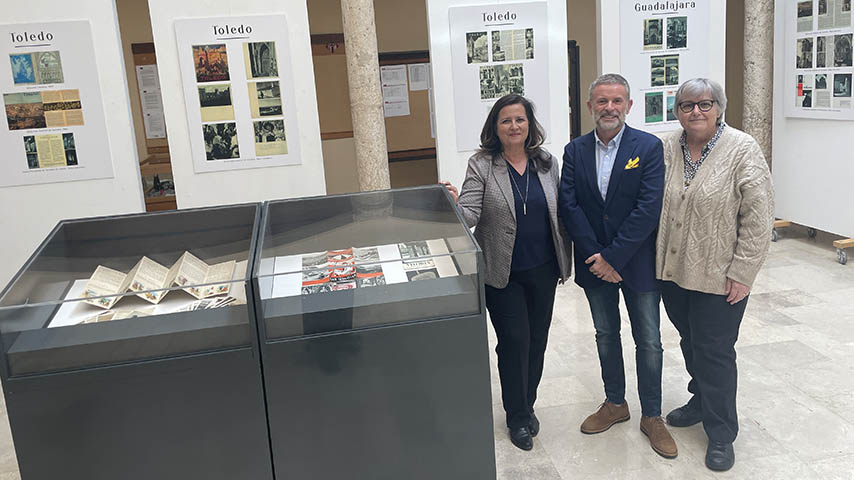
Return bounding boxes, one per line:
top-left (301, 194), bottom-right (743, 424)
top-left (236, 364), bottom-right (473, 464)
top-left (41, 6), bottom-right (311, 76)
top-left (596, 113), bottom-right (624, 131)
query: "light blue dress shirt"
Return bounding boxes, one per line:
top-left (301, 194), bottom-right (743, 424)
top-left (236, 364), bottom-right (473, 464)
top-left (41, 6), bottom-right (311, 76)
top-left (593, 124), bottom-right (627, 201)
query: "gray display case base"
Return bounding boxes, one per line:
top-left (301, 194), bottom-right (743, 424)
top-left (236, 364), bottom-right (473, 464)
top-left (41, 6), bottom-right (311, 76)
top-left (264, 314), bottom-right (496, 480)
top-left (4, 348), bottom-right (272, 480)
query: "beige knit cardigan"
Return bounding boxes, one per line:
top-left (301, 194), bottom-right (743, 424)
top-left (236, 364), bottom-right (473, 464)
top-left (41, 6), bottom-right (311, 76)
top-left (656, 126), bottom-right (775, 295)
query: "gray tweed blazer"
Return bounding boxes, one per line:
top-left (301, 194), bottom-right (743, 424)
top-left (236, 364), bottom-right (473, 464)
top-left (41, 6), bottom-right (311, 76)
top-left (457, 150), bottom-right (572, 289)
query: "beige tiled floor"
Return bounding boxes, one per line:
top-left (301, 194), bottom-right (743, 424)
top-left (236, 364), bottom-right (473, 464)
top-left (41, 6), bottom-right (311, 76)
top-left (489, 225), bottom-right (854, 479)
top-left (0, 225), bottom-right (851, 479)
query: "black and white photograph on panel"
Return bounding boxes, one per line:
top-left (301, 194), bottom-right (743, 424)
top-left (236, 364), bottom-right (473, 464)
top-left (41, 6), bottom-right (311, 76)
top-left (525, 28), bottom-right (534, 59)
top-left (667, 16), bottom-right (687, 49)
top-left (834, 33), bottom-right (853, 67)
top-left (643, 18), bottom-right (663, 50)
top-left (253, 119), bottom-right (287, 156)
top-left (23, 135), bottom-right (37, 169)
top-left (797, 37), bottom-right (814, 68)
top-left (817, 36), bottom-right (828, 67)
top-left (491, 29), bottom-right (534, 62)
top-left (834, 73), bottom-right (852, 97)
top-left (651, 56), bottom-right (665, 87)
top-left (664, 55), bottom-right (680, 86)
top-left (479, 64), bottom-right (524, 99)
top-left (466, 32), bottom-right (488, 64)
top-left (244, 41), bottom-right (278, 79)
top-left (198, 84), bottom-right (235, 122)
top-left (62, 132), bottom-right (77, 166)
top-left (797, 0), bottom-right (814, 32)
top-left (202, 122), bottom-right (240, 160)
top-left (248, 81), bottom-right (283, 118)
top-left (816, 73), bottom-right (828, 89)
top-left (802, 89), bottom-right (813, 107)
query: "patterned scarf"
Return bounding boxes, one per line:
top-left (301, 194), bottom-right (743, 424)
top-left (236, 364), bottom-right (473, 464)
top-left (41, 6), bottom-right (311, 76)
top-left (680, 122), bottom-right (727, 189)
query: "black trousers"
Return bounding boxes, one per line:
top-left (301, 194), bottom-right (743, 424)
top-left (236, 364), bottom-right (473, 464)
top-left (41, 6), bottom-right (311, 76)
top-left (485, 261), bottom-right (559, 429)
top-left (660, 281), bottom-right (748, 443)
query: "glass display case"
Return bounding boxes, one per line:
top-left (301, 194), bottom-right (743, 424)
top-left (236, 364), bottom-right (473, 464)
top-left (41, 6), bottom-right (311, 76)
top-left (254, 185), bottom-right (482, 337)
top-left (253, 186), bottom-right (496, 479)
top-left (0, 205), bottom-right (272, 480)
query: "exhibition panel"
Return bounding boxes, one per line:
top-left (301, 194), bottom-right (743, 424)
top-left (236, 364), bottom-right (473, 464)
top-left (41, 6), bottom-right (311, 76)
top-left (255, 185), bottom-right (497, 479)
top-left (0, 205), bottom-right (273, 480)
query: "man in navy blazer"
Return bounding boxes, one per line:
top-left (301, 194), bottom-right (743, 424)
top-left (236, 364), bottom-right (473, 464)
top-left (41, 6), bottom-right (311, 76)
top-left (558, 74), bottom-right (675, 458)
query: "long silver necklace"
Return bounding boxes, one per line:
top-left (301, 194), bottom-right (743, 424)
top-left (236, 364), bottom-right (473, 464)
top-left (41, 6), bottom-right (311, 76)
top-left (507, 160), bottom-right (530, 215)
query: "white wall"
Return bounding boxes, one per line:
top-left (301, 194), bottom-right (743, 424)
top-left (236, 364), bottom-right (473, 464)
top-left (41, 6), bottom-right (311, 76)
top-left (426, 0), bottom-right (571, 187)
top-left (147, 0), bottom-right (326, 209)
top-left (0, 0), bottom-right (145, 289)
top-left (772, 4), bottom-right (854, 238)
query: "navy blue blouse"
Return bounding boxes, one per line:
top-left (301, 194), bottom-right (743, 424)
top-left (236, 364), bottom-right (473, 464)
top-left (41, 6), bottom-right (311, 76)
top-left (507, 161), bottom-right (556, 272)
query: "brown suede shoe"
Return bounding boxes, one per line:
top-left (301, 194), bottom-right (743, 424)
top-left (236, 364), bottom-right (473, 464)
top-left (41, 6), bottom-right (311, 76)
top-left (580, 401), bottom-right (630, 434)
top-left (640, 416), bottom-right (678, 459)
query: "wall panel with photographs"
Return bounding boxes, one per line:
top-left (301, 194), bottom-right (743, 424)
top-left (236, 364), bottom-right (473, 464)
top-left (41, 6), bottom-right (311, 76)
top-left (784, 0), bottom-right (854, 120)
top-left (772, 1), bottom-right (854, 239)
top-left (0, 20), bottom-right (113, 186)
top-left (618, 0), bottom-right (712, 132)
top-left (175, 15), bottom-right (302, 173)
top-left (448, 2), bottom-right (550, 152)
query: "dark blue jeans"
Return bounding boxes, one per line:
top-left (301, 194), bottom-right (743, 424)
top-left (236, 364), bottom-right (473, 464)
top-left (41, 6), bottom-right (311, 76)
top-left (584, 283), bottom-right (663, 417)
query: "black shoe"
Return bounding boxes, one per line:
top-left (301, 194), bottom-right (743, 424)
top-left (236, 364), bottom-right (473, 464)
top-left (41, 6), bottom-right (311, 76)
top-left (528, 413), bottom-right (540, 437)
top-left (666, 403), bottom-right (703, 427)
top-left (705, 441), bottom-right (735, 471)
top-left (509, 426), bottom-right (533, 451)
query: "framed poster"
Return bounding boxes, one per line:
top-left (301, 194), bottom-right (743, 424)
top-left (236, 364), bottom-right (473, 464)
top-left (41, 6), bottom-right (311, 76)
top-left (449, 2), bottom-right (550, 152)
top-left (0, 20), bottom-right (113, 187)
top-left (784, 0), bottom-right (854, 120)
top-left (619, 0), bottom-right (711, 132)
top-left (175, 14), bottom-right (301, 173)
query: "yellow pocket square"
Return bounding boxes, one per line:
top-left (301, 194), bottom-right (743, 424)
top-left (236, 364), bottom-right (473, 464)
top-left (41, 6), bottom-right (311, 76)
top-left (625, 157), bottom-right (640, 170)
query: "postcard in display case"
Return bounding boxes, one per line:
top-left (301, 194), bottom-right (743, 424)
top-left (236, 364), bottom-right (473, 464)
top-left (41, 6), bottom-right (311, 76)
top-left (268, 239), bottom-right (459, 297)
top-left (254, 186), bottom-right (483, 339)
top-left (0, 204), bottom-right (260, 377)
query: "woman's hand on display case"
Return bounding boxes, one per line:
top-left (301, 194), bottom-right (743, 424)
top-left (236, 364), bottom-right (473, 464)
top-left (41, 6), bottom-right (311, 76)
top-left (440, 181), bottom-right (459, 203)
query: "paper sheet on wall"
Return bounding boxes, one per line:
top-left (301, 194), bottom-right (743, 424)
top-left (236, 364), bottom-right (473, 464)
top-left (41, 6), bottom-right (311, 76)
top-left (382, 100), bottom-right (410, 117)
top-left (381, 65), bottom-right (410, 117)
top-left (135, 64), bottom-right (167, 139)
top-left (408, 63), bottom-right (430, 91)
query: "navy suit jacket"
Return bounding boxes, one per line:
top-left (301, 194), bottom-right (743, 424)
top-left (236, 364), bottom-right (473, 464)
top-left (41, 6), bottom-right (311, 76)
top-left (558, 125), bottom-right (664, 292)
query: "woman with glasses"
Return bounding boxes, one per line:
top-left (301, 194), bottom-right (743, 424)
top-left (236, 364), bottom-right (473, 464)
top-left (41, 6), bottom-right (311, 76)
top-left (655, 78), bottom-right (774, 472)
top-left (442, 94), bottom-right (571, 451)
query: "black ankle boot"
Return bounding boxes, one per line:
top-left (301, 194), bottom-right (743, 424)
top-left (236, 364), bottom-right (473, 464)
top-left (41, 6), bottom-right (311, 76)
top-left (705, 441), bottom-right (734, 471)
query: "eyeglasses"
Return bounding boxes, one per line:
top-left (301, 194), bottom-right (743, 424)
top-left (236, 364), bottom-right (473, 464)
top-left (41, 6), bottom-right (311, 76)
top-left (678, 100), bottom-right (716, 113)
